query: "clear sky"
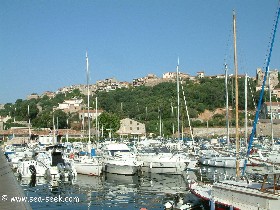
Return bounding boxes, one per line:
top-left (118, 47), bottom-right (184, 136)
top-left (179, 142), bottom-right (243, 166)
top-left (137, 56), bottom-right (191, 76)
top-left (1, 0), bottom-right (280, 104)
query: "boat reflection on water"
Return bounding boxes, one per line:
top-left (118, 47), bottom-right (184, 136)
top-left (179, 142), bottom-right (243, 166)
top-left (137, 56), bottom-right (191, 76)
top-left (19, 170), bottom-right (205, 209)
top-left (75, 174), bottom-right (103, 190)
top-left (104, 172), bottom-right (139, 185)
top-left (140, 171), bottom-right (202, 209)
top-left (140, 172), bottom-right (187, 194)
top-left (19, 175), bottom-right (48, 187)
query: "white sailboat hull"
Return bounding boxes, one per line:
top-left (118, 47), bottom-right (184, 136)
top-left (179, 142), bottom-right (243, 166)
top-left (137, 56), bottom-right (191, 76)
top-left (17, 160), bottom-right (47, 178)
top-left (200, 156), bottom-right (246, 168)
top-left (75, 163), bottom-right (102, 176)
top-left (212, 181), bottom-right (280, 210)
top-left (138, 152), bottom-right (196, 174)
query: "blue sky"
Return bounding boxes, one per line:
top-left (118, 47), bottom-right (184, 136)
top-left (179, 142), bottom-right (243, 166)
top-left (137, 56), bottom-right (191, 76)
top-left (1, 0), bottom-right (280, 104)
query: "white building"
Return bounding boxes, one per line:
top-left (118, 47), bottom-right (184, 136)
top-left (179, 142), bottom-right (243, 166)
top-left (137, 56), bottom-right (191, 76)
top-left (55, 98), bottom-right (83, 113)
top-left (163, 72), bottom-right (189, 79)
top-left (78, 109), bottom-right (103, 120)
top-left (197, 71), bottom-right (205, 78)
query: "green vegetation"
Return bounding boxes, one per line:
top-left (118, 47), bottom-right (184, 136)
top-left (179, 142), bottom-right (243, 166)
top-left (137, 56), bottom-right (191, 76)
top-left (0, 77), bottom-right (272, 137)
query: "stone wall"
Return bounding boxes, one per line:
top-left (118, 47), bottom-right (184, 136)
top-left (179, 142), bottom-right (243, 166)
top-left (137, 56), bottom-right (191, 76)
top-left (256, 122), bottom-right (280, 138)
top-left (192, 122), bottom-right (280, 138)
top-left (192, 127), bottom-right (252, 138)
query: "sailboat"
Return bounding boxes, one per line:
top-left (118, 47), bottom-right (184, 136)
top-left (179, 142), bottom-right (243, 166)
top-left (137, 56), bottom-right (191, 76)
top-left (72, 52), bottom-right (102, 176)
top-left (189, 7), bottom-right (280, 210)
top-left (198, 63), bottom-right (247, 169)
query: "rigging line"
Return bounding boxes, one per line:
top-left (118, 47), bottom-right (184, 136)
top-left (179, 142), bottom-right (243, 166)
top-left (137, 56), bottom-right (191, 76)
top-left (178, 72), bottom-right (194, 142)
top-left (242, 3), bottom-right (280, 176)
top-left (247, 77), bottom-right (257, 110)
top-left (223, 26), bottom-right (234, 67)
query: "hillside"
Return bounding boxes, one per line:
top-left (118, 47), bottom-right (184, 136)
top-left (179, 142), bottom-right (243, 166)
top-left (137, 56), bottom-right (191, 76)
top-left (0, 77), bottom-right (268, 137)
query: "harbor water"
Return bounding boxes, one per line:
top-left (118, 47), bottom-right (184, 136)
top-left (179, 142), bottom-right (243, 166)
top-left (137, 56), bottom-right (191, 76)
top-left (18, 170), bottom-right (204, 210)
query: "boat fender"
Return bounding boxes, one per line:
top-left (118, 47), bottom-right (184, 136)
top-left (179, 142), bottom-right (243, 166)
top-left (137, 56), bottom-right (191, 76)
top-left (164, 201), bottom-right (174, 209)
top-left (69, 153), bottom-right (75, 159)
top-left (209, 199), bottom-right (215, 210)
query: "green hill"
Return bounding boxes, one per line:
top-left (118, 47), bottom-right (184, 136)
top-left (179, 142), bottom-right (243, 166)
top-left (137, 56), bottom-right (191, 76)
top-left (1, 77), bottom-right (272, 137)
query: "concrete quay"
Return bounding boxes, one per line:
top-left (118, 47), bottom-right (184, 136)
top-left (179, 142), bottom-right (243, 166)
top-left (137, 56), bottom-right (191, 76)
top-left (0, 148), bottom-right (32, 210)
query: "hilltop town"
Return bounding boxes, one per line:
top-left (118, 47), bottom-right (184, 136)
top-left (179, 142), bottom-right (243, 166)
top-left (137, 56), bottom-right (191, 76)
top-left (25, 68), bottom-right (280, 101)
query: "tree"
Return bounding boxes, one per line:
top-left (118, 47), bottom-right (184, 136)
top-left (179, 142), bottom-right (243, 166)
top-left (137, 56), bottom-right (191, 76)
top-left (98, 112), bottom-right (120, 138)
top-left (53, 110), bottom-right (68, 129)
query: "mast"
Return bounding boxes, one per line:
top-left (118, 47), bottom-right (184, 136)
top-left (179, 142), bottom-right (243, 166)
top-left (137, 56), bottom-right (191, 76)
top-left (66, 118), bottom-right (69, 143)
top-left (176, 57), bottom-right (180, 140)
top-left (86, 51), bottom-right (90, 144)
top-left (95, 96), bottom-right (98, 141)
top-left (233, 10), bottom-right (240, 178)
top-left (159, 107), bottom-right (162, 137)
top-left (52, 113), bottom-right (56, 145)
top-left (269, 69), bottom-right (274, 147)
top-left (245, 73), bottom-right (248, 148)
top-left (28, 105), bottom-right (31, 142)
top-left (225, 63), bottom-right (230, 146)
top-left (242, 3), bottom-right (280, 176)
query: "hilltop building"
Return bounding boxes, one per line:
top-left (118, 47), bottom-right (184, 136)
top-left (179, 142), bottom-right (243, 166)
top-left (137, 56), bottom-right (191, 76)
top-left (54, 98), bottom-right (83, 113)
top-left (78, 109), bottom-right (103, 120)
top-left (27, 93), bottom-right (39, 100)
top-left (256, 68), bottom-right (279, 91)
top-left (42, 91), bottom-right (56, 98)
top-left (96, 78), bottom-right (119, 92)
top-left (162, 72), bottom-right (189, 80)
top-left (197, 71), bottom-right (205, 78)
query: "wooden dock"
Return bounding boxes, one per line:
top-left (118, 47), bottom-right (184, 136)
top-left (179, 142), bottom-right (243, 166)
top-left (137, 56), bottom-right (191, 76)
top-left (0, 148), bottom-right (32, 210)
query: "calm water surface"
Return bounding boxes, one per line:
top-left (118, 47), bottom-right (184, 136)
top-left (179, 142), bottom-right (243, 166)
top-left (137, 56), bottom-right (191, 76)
top-left (19, 171), bottom-right (203, 210)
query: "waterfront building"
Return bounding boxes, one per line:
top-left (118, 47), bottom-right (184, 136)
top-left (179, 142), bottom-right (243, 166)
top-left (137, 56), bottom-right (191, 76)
top-left (116, 118), bottom-right (146, 138)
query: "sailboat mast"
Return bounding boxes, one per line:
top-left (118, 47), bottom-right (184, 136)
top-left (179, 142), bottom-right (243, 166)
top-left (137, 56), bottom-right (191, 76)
top-left (176, 57), bottom-right (180, 140)
top-left (86, 51), bottom-right (90, 143)
top-left (159, 107), bottom-right (162, 137)
top-left (225, 63), bottom-right (230, 146)
top-left (233, 10), bottom-right (240, 177)
top-left (268, 68), bottom-right (274, 146)
top-left (95, 96), bottom-right (98, 141)
top-left (52, 113), bottom-right (55, 145)
top-left (28, 105), bottom-right (31, 142)
top-left (242, 3), bottom-right (280, 176)
top-left (245, 74), bottom-right (248, 148)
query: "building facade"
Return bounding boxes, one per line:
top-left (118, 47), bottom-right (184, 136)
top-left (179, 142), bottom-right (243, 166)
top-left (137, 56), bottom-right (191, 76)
top-left (262, 102), bottom-right (280, 119)
top-left (78, 109), bottom-right (103, 120)
top-left (54, 98), bottom-right (83, 113)
top-left (256, 68), bottom-right (279, 90)
top-left (117, 118), bottom-right (146, 137)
